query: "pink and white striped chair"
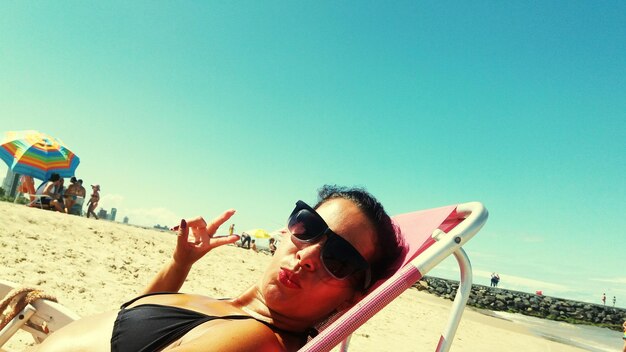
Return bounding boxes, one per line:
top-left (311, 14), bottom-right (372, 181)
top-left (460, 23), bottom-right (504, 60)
top-left (300, 202), bottom-right (488, 352)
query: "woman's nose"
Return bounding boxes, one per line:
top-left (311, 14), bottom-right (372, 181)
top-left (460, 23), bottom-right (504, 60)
top-left (295, 241), bottom-right (323, 272)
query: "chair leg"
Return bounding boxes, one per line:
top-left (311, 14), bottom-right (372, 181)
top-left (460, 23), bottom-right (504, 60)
top-left (339, 334), bottom-right (352, 352)
top-left (0, 304), bottom-right (36, 349)
top-left (435, 248), bottom-right (472, 352)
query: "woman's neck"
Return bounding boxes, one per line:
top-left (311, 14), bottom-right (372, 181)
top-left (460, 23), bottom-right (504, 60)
top-left (232, 285), bottom-right (314, 334)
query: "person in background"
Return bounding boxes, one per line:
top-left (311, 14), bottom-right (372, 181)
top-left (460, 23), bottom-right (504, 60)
top-left (240, 232), bottom-right (251, 249)
top-left (268, 238), bottom-right (277, 256)
top-left (250, 239), bottom-right (258, 253)
top-left (34, 173), bottom-right (63, 212)
top-left (52, 177), bottom-right (65, 211)
top-left (602, 293), bottom-right (606, 305)
top-left (63, 177), bottom-right (79, 213)
top-left (15, 175), bottom-right (36, 204)
top-left (76, 179), bottom-right (86, 199)
top-left (86, 184), bottom-right (100, 219)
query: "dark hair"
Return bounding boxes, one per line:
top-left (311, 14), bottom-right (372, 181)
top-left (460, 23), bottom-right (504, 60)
top-left (49, 173), bottom-right (61, 182)
top-left (314, 185), bottom-right (404, 289)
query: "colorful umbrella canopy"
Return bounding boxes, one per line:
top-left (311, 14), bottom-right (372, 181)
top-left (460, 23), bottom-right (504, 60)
top-left (0, 130), bottom-right (80, 180)
top-left (248, 229), bottom-right (272, 239)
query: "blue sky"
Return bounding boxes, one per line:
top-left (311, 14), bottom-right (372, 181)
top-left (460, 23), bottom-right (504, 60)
top-left (1, 2), bottom-right (624, 306)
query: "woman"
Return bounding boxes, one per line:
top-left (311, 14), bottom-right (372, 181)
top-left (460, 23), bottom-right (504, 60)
top-left (33, 173), bottom-right (63, 212)
top-left (63, 177), bottom-right (79, 214)
top-left (34, 185), bottom-right (403, 351)
top-left (269, 238), bottom-right (277, 255)
top-left (86, 184), bottom-right (100, 219)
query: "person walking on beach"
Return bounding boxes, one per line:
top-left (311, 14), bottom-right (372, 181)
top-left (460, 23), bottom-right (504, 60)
top-left (86, 184), bottom-right (100, 219)
top-left (613, 296), bottom-right (616, 307)
top-left (229, 223), bottom-right (235, 236)
top-left (490, 273), bottom-right (500, 287)
top-left (601, 292), bottom-right (606, 305)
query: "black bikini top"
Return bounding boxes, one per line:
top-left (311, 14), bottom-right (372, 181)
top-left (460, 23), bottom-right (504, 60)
top-left (110, 292), bottom-right (317, 352)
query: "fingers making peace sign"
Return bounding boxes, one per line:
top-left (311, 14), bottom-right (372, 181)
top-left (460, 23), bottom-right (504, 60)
top-left (172, 209), bottom-right (240, 267)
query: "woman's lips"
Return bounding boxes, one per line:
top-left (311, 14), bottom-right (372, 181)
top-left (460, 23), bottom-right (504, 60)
top-left (278, 268), bottom-right (301, 289)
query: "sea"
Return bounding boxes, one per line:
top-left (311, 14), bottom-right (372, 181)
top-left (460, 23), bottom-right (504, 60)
top-left (490, 311), bottom-right (623, 351)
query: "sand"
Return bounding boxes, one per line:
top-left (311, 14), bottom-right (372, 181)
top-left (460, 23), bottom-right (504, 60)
top-left (0, 202), bottom-right (585, 351)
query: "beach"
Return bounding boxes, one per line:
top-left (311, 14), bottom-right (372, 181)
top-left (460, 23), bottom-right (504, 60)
top-left (0, 202), bottom-right (592, 351)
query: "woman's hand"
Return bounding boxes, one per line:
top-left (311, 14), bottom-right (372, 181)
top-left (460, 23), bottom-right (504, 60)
top-left (172, 210), bottom-right (240, 267)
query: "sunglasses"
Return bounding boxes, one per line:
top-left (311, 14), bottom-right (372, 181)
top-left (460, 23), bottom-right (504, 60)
top-left (288, 200), bottom-right (371, 290)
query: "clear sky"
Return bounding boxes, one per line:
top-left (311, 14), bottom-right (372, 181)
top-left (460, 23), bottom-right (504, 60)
top-left (1, 2), bottom-right (624, 306)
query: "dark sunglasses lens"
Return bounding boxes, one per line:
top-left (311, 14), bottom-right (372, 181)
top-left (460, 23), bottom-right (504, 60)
top-left (288, 209), bottom-right (326, 241)
top-left (321, 235), bottom-right (367, 279)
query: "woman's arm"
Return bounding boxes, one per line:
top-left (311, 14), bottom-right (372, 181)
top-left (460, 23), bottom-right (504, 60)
top-left (142, 258), bottom-right (192, 293)
top-left (142, 211), bottom-right (240, 294)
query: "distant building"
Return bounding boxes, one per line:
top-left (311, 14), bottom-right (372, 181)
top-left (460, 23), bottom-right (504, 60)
top-left (97, 208), bottom-right (108, 220)
top-left (110, 208), bottom-right (117, 221)
top-left (123, 216), bottom-right (129, 224)
top-left (2, 169), bottom-right (20, 198)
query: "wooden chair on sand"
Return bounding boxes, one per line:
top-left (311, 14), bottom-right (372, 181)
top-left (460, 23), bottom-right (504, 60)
top-left (0, 280), bottom-right (79, 352)
top-left (299, 202), bottom-right (488, 352)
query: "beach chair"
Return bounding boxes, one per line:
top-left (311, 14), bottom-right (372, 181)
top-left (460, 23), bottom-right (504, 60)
top-left (300, 202), bottom-right (488, 352)
top-left (0, 280), bottom-right (79, 351)
top-left (13, 176), bottom-right (36, 206)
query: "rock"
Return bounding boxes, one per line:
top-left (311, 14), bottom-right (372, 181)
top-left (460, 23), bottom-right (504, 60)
top-left (418, 275), bottom-right (626, 331)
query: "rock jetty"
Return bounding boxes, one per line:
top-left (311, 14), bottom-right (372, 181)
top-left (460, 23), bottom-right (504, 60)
top-left (416, 276), bottom-right (626, 330)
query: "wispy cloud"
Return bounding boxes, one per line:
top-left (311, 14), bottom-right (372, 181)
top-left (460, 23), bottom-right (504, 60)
top-left (520, 236), bottom-right (545, 243)
top-left (590, 277), bottom-right (626, 285)
top-left (96, 194), bottom-right (180, 227)
top-left (124, 207), bottom-right (181, 228)
top-left (100, 193), bottom-right (125, 208)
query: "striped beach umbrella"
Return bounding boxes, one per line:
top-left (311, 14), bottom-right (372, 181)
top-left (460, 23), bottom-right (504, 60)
top-left (0, 130), bottom-right (80, 180)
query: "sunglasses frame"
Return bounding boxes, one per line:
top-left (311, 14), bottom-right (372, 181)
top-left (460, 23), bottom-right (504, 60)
top-left (288, 200), bottom-right (372, 290)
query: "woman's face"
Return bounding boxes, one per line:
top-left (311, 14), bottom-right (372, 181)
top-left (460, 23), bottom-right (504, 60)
top-left (260, 198), bottom-right (377, 325)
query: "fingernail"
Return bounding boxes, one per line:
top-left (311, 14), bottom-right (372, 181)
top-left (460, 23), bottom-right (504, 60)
top-left (181, 219), bottom-right (187, 229)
